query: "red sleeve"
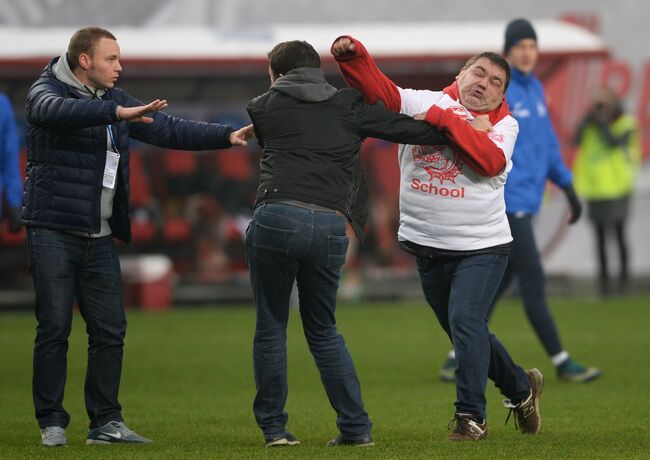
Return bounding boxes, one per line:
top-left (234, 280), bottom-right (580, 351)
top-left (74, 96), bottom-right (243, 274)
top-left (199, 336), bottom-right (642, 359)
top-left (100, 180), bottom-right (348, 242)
top-left (331, 35), bottom-right (401, 112)
top-left (425, 106), bottom-right (506, 177)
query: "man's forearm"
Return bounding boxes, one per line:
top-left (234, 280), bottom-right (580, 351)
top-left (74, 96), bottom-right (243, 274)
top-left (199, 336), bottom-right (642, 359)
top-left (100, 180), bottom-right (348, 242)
top-left (26, 91), bottom-right (119, 129)
top-left (425, 105), bottom-right (506, 176)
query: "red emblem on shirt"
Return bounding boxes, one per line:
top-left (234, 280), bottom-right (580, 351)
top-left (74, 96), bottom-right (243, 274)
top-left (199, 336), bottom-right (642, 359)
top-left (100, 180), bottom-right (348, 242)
top-left (488, 131), bottom-right (505, 143)
top-left (412, 145), bottom-right (463, 184)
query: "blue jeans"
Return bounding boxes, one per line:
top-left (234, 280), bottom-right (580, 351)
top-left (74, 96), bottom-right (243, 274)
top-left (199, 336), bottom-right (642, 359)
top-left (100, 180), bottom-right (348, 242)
top-left (245, 202), bottom-right (371, 439)
top-left (416, 253), bottom-right (530, 420)
top-left (26, 227), bottom-right (126, 429)
top-left (490, 213), bottom-right (563, 357)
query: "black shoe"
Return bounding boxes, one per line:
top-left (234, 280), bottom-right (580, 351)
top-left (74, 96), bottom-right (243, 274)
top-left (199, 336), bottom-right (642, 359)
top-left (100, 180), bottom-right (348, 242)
top-left (327, 434), bottom-right (374, 447)
top-left (86, 421), bottom-right (152, 445)
top-left (264, 432), bottom-right (300, 447)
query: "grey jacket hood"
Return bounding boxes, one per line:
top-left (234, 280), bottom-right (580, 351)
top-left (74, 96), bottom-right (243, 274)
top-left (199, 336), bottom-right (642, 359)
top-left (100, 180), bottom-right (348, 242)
top-left (270, 67), bottom-right (337, 102)
top-left (52, 53), bottom-right (106, 100)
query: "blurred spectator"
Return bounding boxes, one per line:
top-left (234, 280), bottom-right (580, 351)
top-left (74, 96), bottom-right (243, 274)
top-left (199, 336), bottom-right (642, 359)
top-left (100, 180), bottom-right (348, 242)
top-left (360, 139), bottom-right (401, 265)
top-left (0, 93), bottom-right (22, 233)
top-left (574, 87), bottom-right (641, 296)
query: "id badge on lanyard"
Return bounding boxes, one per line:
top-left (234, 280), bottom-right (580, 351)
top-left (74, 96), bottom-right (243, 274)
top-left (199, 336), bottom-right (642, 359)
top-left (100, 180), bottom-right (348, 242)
top-left (103, 125), bottom-right (120, 189)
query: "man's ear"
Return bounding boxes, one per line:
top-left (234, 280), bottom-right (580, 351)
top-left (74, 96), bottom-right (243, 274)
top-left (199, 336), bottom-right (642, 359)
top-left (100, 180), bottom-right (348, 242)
top-left (78, 53), bottom-right (91, 70)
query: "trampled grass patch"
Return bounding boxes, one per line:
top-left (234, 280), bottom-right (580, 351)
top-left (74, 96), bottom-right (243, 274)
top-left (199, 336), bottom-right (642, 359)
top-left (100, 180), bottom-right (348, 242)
top-left (1, 296), bottom-right (649, 458)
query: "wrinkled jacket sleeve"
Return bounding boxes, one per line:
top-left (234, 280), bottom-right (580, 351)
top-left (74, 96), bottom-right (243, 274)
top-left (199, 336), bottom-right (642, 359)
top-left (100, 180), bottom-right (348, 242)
top-left (125, 92), bottom-right (234, 150)
top-left (352, 98), bottom-right (448, 146)
top-left (25, 79), bottom-right (119, 129)
top-left (535, 80), bottom-right (572, 187)
top-left (424, 105), bottom-right (510, 177)
top-left (246, 101), bottom-right (265, 149)
top-left (546, 124), bottom-right (573, 187)
top-left (0, 94), bottom-right (22, 208)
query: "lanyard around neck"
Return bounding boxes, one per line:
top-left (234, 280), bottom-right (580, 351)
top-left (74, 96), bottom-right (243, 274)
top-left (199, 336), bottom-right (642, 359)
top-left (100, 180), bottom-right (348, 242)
top-left (107, 125), bottom-right (119, 153)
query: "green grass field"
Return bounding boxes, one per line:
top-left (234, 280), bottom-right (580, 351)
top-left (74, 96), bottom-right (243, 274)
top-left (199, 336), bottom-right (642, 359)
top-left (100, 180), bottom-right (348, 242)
top-left (1, 296), bottom-right (649, 459)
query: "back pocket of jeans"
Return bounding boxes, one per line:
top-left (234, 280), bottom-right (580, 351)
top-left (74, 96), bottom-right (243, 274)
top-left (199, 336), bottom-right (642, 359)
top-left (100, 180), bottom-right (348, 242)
top-left (327, 235), bottom-right (349, 268)
top-left (252, 221), bottom-right (296, 255)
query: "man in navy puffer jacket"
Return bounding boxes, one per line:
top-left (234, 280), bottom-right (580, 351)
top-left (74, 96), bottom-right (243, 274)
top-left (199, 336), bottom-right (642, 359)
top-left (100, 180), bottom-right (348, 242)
top-left (25, 26), bottom-right (253, 447)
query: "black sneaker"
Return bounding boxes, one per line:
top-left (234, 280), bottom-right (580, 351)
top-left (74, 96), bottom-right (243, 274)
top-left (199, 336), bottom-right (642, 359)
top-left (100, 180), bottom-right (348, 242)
top-left (503, 368), bottom-right (544, 434)
top-left (86, 421), bottom-right (152, 444)
top-left (447, 413), bottom-right (488, 441)
top-left (327, 434), bottom-right (375, 447)
top-left (264, 432), bottom-right (300, 447)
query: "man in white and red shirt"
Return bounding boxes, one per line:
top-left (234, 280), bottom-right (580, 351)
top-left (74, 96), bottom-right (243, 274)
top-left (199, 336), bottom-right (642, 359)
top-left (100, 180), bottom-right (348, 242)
top-left (332, 36), bottom-right (543, 441)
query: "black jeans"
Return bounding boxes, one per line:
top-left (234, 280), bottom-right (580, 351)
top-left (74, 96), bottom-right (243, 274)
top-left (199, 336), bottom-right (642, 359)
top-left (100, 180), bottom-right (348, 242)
top-left (245, 203), bottom-right (371, 440)
top-left (26, 227), bottom-right (126, 429)
top-left (417, 253), bottom-right (530, 420)
top-left (491, 213), bottom-right (564, 357)
top-left (594, 221), bottom-right (629, 296)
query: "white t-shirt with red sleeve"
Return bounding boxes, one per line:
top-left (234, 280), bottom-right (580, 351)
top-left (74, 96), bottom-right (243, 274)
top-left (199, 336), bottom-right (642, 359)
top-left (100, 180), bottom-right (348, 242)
top-left (396, 87), bottom-right (518, 251)
top-left (333, 35), bottom-right (519, 251)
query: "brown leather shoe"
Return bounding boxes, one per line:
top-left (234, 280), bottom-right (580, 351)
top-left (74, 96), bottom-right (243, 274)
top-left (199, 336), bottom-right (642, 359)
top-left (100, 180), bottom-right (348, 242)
top-left (447, 413), bottom-right (488, 441)
top-left (504, 368), bottom-right (544, 434)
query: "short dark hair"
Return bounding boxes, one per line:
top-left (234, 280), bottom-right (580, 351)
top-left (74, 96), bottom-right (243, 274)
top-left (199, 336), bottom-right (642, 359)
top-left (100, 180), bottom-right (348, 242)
top-left (67, 26), bottom-right (116, 71)
top-left (267, 40), bottom-right (321, 77)
top-left (462, 51), bottom-right (511, 91)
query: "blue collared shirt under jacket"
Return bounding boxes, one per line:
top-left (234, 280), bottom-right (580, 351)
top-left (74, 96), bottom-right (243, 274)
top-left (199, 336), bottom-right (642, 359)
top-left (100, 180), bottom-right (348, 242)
top-left (504, 68), bottom-right (573, 215)
top-left (0, 93), bottom-right (22, 219)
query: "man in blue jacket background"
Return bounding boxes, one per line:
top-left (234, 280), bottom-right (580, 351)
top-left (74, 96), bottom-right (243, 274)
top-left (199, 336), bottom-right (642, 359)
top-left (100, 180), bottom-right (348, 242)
top-left (439, 18), bottom-right (600, 384)
top-left (0, 92), bottom-right (22, 233)
top-left (25, 26), bottom-right (253, 447)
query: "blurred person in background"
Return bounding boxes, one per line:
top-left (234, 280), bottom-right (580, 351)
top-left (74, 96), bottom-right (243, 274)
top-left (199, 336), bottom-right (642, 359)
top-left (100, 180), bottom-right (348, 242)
top-left (246, 40), bottom-right (450, 448)
top-left (24, 26), bottom-right (253, 447)
top-left (333, 36), bottom-right (542, 441)
top-left (437, 18), bottom-right (601, 385)
top-left (0, 92), bottom-right (22, 233)
top-left (573, 88), bottom-right (641, 297)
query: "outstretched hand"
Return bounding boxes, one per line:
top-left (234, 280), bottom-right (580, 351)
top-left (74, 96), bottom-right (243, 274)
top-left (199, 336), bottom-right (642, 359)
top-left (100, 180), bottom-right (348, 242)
top-left (229, 124), bottom-right (255, 147)
top-left (331, 37), bottom-right (356, 57)
top-left (117, 99), bottom-right (168, 123)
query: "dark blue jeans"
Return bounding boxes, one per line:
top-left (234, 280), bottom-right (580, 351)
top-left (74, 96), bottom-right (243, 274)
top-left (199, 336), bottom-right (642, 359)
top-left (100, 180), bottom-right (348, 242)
top-left (26, 227), bottom-right (126, 429)
top-left (245, 202), bottom-right (371, 440)
top-left (490, 213), bottom-right (564, 357)
top-left (416, 253), bottom-right (530, 420)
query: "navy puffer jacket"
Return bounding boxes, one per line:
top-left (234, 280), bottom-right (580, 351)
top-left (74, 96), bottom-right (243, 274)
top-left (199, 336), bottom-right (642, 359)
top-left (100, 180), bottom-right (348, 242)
top-left (24, 57), bottom-right (234, 242)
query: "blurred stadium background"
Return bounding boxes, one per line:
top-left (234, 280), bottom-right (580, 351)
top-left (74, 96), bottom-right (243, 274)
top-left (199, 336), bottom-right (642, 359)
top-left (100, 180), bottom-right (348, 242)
top-left (0, 0), bottom-right (648, 308)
